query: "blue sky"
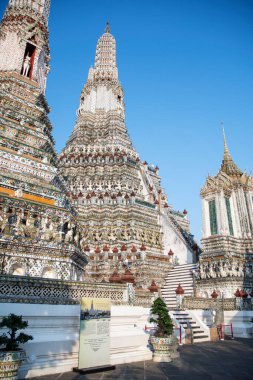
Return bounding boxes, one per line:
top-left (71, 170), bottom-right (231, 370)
top-left (1, 0), bottom-right (253, 242)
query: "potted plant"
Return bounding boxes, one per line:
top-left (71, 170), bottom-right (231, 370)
top-left (0, 314), bottom-right (33, 379)
top-left (150, 297), bottom-right (178, 362)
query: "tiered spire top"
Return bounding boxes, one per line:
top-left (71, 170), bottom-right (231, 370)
top-left (94, 23), bottom-right (117, 78)
top-left (220, 128), bottom-right (242, 178)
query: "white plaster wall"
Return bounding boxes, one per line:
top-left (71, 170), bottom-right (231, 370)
top-left (81, 86), bottom-right (118, 113)
top-left (0, 32), bottom-right (23, 71)
top-left (0, 303), bottom-right (152, 378)
top-left (161, 213), bottom-right (193, 265)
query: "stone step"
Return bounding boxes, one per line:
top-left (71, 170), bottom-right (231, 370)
top-left (164, 273), bottom-right (194, 279)
top-left (163, 276), bottom-right (193, 281)
top-left (173, 264), bottom-right (197, 269)
top-left (162, 263), bottom-right (196, 310)
top-left (193, 330), bottom-right (205, 335)
top-left (193, 335), bottom-right (209, 341)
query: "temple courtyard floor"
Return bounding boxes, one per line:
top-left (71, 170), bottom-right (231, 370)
top-left (29, 338), bottom-right (253, 380)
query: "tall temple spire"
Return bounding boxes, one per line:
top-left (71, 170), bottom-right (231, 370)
top-left (0, 0), bottom-right (51, 93)
top-left (60, 24), bottom-right (197, 287)
top-left (220, 127), bottom-right (242, 178)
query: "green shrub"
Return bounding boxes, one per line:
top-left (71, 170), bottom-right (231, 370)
top-left (0, 314), bottom-right (33, 351)
top-left (150, 297), bottom-right (174, 337)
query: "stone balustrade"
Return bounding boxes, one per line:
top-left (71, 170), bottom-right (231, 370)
top-left (183, 296), bottom-right (237, 311)
top-left (0, 274), bottom-right (155, 307)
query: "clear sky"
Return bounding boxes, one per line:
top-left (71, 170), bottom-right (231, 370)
top-left (1, 0), bottom-right (253, 242)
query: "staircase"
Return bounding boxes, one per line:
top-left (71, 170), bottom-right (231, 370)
top-left (171, 310), bottom-right (210, 343)
top-left (161, 263), bottom-right (197, 309)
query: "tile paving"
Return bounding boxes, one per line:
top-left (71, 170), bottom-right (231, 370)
top-left (28, 338), bottom-right (253, 380)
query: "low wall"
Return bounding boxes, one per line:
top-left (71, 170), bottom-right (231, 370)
top-left (0, 302), bottom-right (152, 378)
top-left (191, 309), bottom-right (253, 338)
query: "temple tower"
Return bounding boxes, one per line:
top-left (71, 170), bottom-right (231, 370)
top-left (0, 0), bottom-right (87, 280)
top-left (196, 131), bottom-right (253, 297)
top-left (59, 24), bottom-right (198, 288)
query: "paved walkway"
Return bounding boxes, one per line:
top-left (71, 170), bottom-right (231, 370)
top-left (29, 338), bottom-right (253, 380)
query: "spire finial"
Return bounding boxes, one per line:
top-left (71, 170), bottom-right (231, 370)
top-left (105, 21), bottom-right (110, 33)
top-left (221, 122), bottom-right (229, 158)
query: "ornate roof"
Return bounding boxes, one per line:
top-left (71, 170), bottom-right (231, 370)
top-left (219, 129), bottom-right (242, 179)
top-left (201, 130), bottom-right (253, 196)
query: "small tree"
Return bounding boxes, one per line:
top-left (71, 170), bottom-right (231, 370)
top-left (0, 314), bottom-right (33, 351)
top-left (150, 297), bottom-right (174, 337)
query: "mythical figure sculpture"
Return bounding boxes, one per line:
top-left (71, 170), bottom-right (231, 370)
top-left (22, 55), bottom-right (31, 77)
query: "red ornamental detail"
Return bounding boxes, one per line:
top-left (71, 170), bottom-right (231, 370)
top-left (131, 192), bottom-right (135, 197)
top-left (240, 290), bottom-right (248, 298)
top-left (91, 191), bottom-right (96, 197)
top-left (112, 247), bottom-right (118, 254)
top-left (183, 209), bottom-right (188, 215)
top-left (95, 247), bottom-right (101, 254)
top-left (211, 290), bottom-right (218, 299)
top-left (148, 280), bottom-right (159, 293)
top-left (125, 194), bottom-right (130, 199)
top-left (84, 245), bottom-right (90, 252)
top-left (164, 203), bottom-right (169, 208)
top-left (86, 194), bottom-right (91, 200)
top-left (175, 284), bottom-right (185, 295)
top-left (121, 269), bottom-right (135, 283)
top-left (168, 249), bottom-right (174, 256)
top-left (131, 245), bottom-right (137, 253)
top-left (154, 200), bottom-right (159, 205)
top-left (65, 192), bottom-right (71, 197)
top-left (234, 289), bottom-right (241, 298)
top-left (158, 189), bottom-right (162, 194)
top-left (117, 191), bottom-right (122, 197)
top-left (109, 270), bottom-right (122, 283)
top-left (103, 245), bottom-right (110, 252)
top-left (140, 244), bottom-right (146, 251)
top-left (78, 192), bottom-right (83, 198)
top-left (250, 289), bottom-right (253, 298)
top-left (121, 244), bottom-right (127, 252)
top-left (149, 186), bottom-right (153, 191)
top-left (104, 192), bottom-right (109, 197)
top-left (99, 194), bottom-right (104, 199)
